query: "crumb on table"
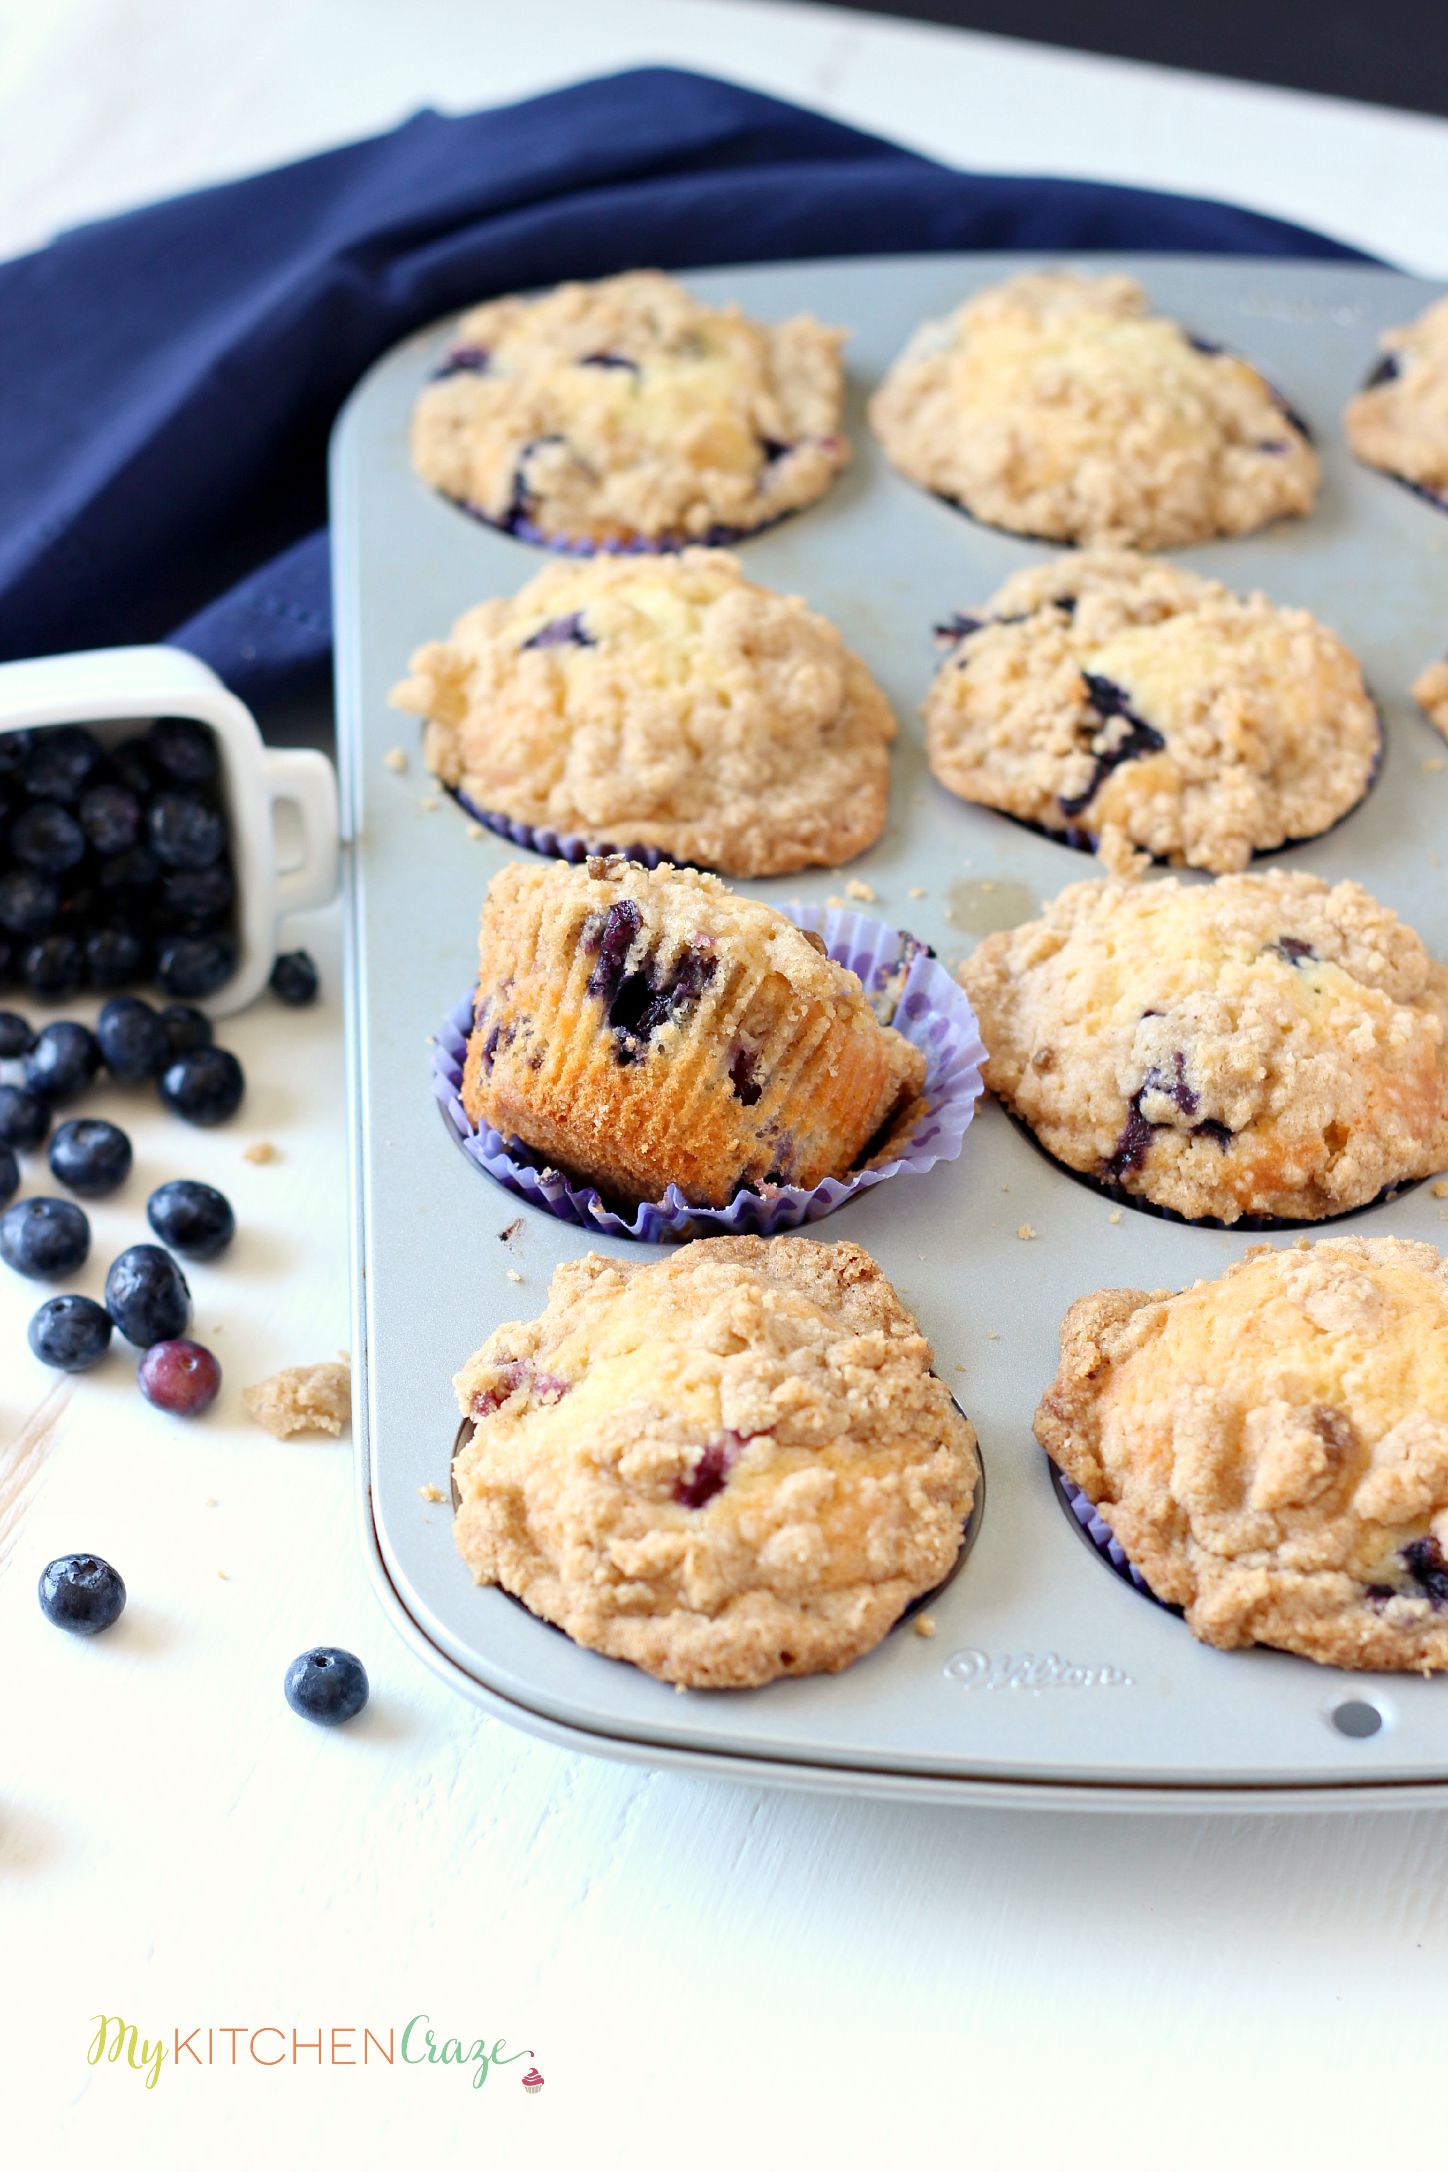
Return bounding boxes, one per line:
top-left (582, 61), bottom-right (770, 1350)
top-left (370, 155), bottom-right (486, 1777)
top-left (1433, 1181), bottom-right (1448, 1199)
top-left (913, 1614), bottom-right (938, 1639)
top-left (243, 1359), bottom-right (352, 1440)
top-left (243, 1141), bottom-right (279, 1165)
top-left (384, 746), bottom-right (409, 774)
top-left (1016, 1224), bottom-right (1036, 1241)
top-left (418, 1482), bottom-right (445, 1503)
top-left (845, 878), bottom-right (877, 903)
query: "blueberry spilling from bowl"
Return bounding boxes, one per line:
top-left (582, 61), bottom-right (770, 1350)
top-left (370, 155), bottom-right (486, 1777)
top-left (0, 719), bottom-right (238, 1000)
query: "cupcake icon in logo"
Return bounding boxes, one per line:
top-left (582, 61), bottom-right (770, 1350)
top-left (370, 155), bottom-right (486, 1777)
top-left (522, 2066), bottom-right (544, 2095)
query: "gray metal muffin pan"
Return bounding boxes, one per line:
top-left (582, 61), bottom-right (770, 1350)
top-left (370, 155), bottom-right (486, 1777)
top-left (332, 254), bottom-right (1448, 1808)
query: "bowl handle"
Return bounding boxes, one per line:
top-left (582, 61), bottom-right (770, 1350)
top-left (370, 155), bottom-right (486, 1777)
top-left (266, 747), bottom-right (340, 916)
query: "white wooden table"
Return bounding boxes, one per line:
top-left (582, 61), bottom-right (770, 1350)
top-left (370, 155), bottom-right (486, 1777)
top-left (4, 4), bottom-right (1447, 2163)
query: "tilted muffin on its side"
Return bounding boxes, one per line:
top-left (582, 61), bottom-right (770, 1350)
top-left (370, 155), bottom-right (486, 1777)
top-left (1344, 295), bottom-right (1448, 508)
top-left (1416, 653), bottom-right (1448, 741)
top-left (870, 269), bottom-right (1318, 549)
top-left (463, 857), bottom-right (926, 1207)
top-left (411, 270), bottom-right (849, 550)
top-left (453, 1235), bottom-right (979, 1687)
top-left (923, 551), bottom-right (1379, 874)
top-left (1036, 1237), bottom-right (1448, 1671)
top-left (960, 872), bottom-right (1448, 1225)
top-left (390, 551), bottom-right (895, 876)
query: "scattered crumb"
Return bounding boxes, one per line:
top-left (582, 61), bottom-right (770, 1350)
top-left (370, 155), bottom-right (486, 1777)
top-left (913, 1614), bottom-right (938, 1640)
top-left (1429, 851), bottom-right (1442, 868)
top-left (1432, 1182), bottom-right (1448, 1199)
top-left (505, 1268), bottom-right (524, 1284)
top-left (204, 1497), bottom-right (218, 1508)
top-left (1294, 1235), bottom-right (1311, 1251)
top-left (243, 1359), bottom-right (352, 1440)
top-left (418, 794), bottom-right (440, 812)
top-left (1016, 1224), bottom-right (1036, 1241)
top-left (384, 746), bottom-right (408, 774)
top-left (979, 880), bottom-right (996, 894)
top-left (1108, 1208), bottom-right (1123, 1224)
top-left (987, 1329), bottom-right (1000, 1341)
top-left (845, 878), bottom-right (876, 903)
top-left (1425, 758), bottom-right (1446, 774)
top-left (243, 1141), bottom-right (279, 1165)
top-left (418, 1483), bottom-right (445, 1503)
top-left (1000, 1183), bottom-right (1009, 1193)
top-left (824, 894), bottom-right (848, 909)
top-left (216, 1569), bottom-right (230, 1582)
top-left (954, 1362), bottom-right (969, 1374)
top-left (498, 1218), bottom-right (524, 1244)
top-left (464, 821), bottom-right (485, 841)
top-left (907, 885), bottom-right (926, 899)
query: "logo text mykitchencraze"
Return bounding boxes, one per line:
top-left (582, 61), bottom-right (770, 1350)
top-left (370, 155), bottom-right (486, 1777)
top-left (86, 2013), bottom-right (536, 2091)
top-left (943, 1648), bottom-right (1133, 1690)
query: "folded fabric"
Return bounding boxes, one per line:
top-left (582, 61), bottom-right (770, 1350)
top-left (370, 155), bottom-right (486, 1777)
top-left (0, 66), bottom-right (1367, 709)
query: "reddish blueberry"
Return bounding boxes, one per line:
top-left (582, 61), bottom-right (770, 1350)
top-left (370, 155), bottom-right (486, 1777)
top-left (137, 1337), bottom-right (221, 1416)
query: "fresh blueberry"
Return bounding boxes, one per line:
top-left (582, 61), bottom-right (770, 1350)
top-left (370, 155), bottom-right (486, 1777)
top-left (159, 863), bottom-right (234, 929)
top-left (159, 1046), bottom-right (243, 1125)
top-left (158, 1004), bottom-right (213, 1058)
top-left (22, 934), bottom-right (84, 1001)
top-left (84, 926), bottom-right (152, 990)
top-left (146, 1178), bottom-right (235, 1260)
top-left (147, 793), bottom-right (225, 872)
top-left (137, 1337), bottom-right (221, 1416)
top-left (24, 1021), bottom-right (102, 1103)
top-left (108, 738), bottom-right (158, 796)
top-left (49, 1118), bottom-right (133, 1198)
top-left (284, 1647), bottom-right (370, 1727)
top-left (10, 800), bottom-right (86, 875)
top-left (104, 1243), bottom-right (190, 1346)
top-left (0, 870), bottom-right (59, 938)
top-left (0, 1196), bottom-right (90, 1279)
top-left (98, 846), bottom-right (161, 903)
top-left (78, 782), bottom-right (143, 857)
top-left (25, 725), bottom-right (104, 804)
top-left (145, 717), bottom-right (219, 788)
top-left (269, 950), bottom-right (319, 1006)
top-left (0, 731), bottom-right (32, 785)
top-left (96, 995), bottom-right (169, 1082)
top-left (0, 1009), bottom-right (35, 1058)
top-left (0, 1084), bottom-right (51, 1150)
top-left (0, 1144), bottom-right (17, 1205)
top-left (156, 933), bottom-right (236, 1000)
top-left (29, 1293), bottom-right (112, 1371)
top-left (38, 1552), bottom-right (125, 1635)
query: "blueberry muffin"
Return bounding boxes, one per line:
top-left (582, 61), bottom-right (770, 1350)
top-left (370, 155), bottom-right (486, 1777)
top-left (960, 871), bottom-right (1448, 1225)
top-left (390, 551), bottom-right (894, 875)
top-left (453, 1235), bottom-right (979, 1687)
top-left (870, 270), bottom-right (1318, 548)
top-left (1416, 653), bottom-right (1448, 741)
top-left (411, 270), bottom-right (849, 549)
top-left (462, 857), bottom-right (926, 1207)
top-left (1037, 1237), bottom-right (1448, 1670)
top-left (1344, 295), bottom-right (1448, 509)
top-left (923, 551), bottom-right (1379, 874)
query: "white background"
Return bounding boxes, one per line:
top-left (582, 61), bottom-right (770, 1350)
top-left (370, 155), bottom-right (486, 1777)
top-left (3, 1), bottom-right (1447, 2165)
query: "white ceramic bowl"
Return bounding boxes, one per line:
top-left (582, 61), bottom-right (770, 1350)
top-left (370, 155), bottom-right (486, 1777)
top-left (0, 645), bottom-right (338, 1016)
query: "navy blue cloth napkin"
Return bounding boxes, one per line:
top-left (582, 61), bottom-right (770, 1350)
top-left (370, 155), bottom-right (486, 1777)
top-left (0, 66), bottom-right (1366, 709)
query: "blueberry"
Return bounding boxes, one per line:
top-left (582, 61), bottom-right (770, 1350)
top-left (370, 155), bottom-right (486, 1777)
top-left (49, 1118), bottom-right (132, 1198)
top-left (0, 1144), bottom-right (17, 1205)
top-left (109, 738), bottom-right (158, 797)
top-left (78, 782), bottom-right (142, 857)
top-left (38, 1552), bottom-right (125, 1635)
top-left (0, 1196), bottom-right (90, 1279)
top-left (29, 1293), bottom-right (112, 1371)
top-left (0, 1083), bottom-right (51, 1150)
top-left (158, 1004), bottom-right (213, 1058)
top-left (269, 950), bottom-right (319, 1006)
top-left (11, 800), bottom-right (86, 875)
top-left (159, 1046), bottom-right (243, 1125)
top-left (104, 1243), bottom-right (190, 1346)
top-left (284, 1648), bottom-right (369, 1727)
top-left (147, 792), bottom-right (225, 872)
top-left (26, 725), bottom-right (104, 804)
top-left (146, 1178), bottom-right (235, 1260)
top-left (138, 1337), bottom-right (221, 1416)
top-left (96, 995), bottom-right (168, 1082)
top-left (156, 932), bottom-right (236, 1000)
top-left (0, 871), bottom-right (59, 938)
top-left (24, 1021), bottom-right (102, 1103)
top-left (0, 731), bottom-right (32, 784)
top-left (22, 934), bottom-right (84, 1001)
top-left (159, 863), bottom-right (234, 929)
top-left (98, 846), bottom-right (160, 902)
top-left (145, 717), bottom-right (219, 788)
top-left (0, 1009), bottom-right (34, 1058)
top-left (84, 926), bottom-right (152, 989)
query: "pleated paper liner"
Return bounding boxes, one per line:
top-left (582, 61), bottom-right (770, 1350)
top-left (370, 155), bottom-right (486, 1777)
top-left (1052, 1467), bottom-right (1178, 1611)
top-left (431, 902), bottom-right (985, 1241)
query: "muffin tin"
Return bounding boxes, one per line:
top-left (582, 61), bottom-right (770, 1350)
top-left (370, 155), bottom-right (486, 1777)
top-left (333, 253), bottom-right (1448, 1809)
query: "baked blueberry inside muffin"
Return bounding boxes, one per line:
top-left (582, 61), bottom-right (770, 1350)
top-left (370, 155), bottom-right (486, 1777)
top-left (1344, 295), bottom-right (1448, 511)
top-left (452, 1234), bottom-right (980, 1686)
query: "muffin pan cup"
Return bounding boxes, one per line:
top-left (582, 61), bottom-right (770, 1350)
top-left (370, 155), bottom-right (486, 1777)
top-left (430, 901), bottom-right (984, 1240)
top-left (336, 254), bottom-right (1448, 1809)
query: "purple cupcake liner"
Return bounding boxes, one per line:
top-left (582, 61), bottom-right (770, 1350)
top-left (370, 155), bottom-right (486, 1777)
top-left (1055, 1470), bottom-right (1175, 1609)
top-left (430, 903), bottom-right (985, 1242)
top-left (451, 494), bottom-right (793, 556)
top-left (448, 784), bottom-right (671, 870)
